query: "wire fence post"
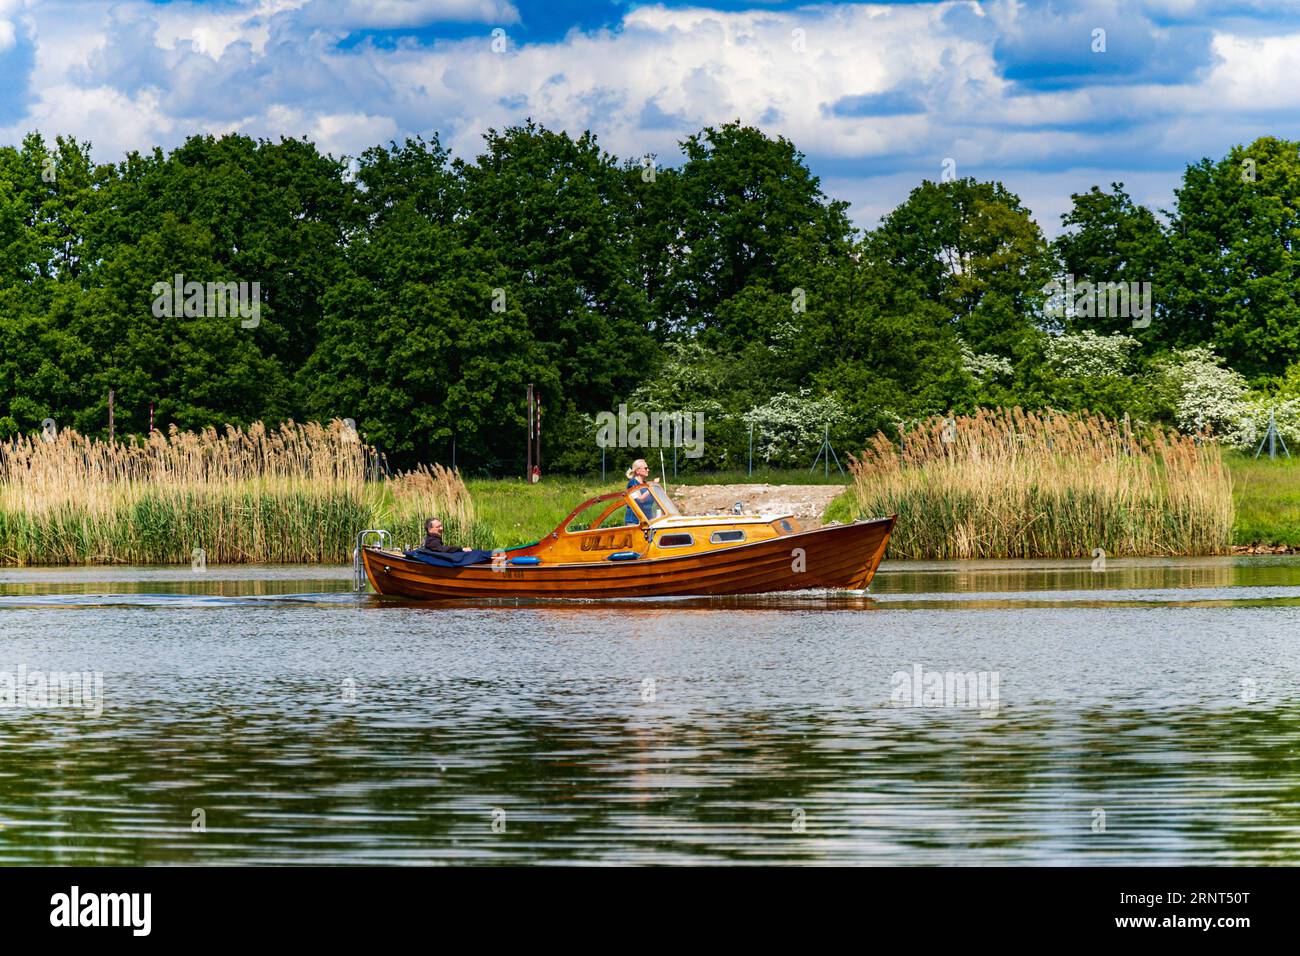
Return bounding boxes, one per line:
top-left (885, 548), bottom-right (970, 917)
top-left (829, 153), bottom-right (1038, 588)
top-left (809, 423), bottom-right (845, 478)
top-left (672, 413), bottom-right (678, 478)
top-left (1255, 408), bottom-right (1291, 460)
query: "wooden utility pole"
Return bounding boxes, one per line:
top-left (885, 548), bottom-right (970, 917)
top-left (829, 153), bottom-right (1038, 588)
top-left (525, 383), bottom-right (534, 479)
top-left (524, 383), bottom-right (542, 481)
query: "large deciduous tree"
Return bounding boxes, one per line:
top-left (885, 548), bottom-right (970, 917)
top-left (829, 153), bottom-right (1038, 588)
top-left (1052, 183), bottom-right (1169, 343)
top-left (304, 137), bottom-right (543, 470)
top-left (1163, 136), bottom-right (1300, 380)
top-left (871, 178), bottom-right (1052, 362)
top-left (450, 122), bottom-right (657, 468)
top-left (657, 122), bottom-right (854, 348)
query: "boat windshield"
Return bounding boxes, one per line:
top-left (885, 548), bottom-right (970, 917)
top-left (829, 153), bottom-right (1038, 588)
top-left (647, 483), bottom-right (681, 517)
top-left (626, 482), bottom-right (681, 522)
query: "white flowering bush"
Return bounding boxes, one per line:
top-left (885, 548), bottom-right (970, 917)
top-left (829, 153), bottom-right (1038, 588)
top-left (743, 390), bottom-right (847, 466)
top-left (1044, 330), bottom-right (1139, 378)
top-left (1157, 347), bottom-right (1253, 445)
top-left (960, 345), bottom-right (1014, 382)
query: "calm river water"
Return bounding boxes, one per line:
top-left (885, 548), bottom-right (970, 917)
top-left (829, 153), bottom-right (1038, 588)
top-left (2, 556), bottom-right (1299, 865)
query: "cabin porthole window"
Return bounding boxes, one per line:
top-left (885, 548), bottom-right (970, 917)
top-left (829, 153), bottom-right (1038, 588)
top-left (710, 530), bottom-right (746, 543)
top-left (658, 533), bottom-right (694, 548)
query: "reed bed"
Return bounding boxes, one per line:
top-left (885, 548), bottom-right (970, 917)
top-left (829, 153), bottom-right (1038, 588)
top-left (0, 422), bottom-right (474, 565)
top-left (847, 408), bottom-right (1234, 559)
top-left (382, 463), bottom-right (488, 552)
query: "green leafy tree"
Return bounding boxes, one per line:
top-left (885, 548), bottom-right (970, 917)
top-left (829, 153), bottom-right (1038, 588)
top-left (1163, 136), bottom-right (1300, 379)
top-left (97, 134), bottom-right (360, 374)
top-left (659, 122), bottom-right (854, 346)
top-left (1052, 183), bottom-right (1169, 343)
top-left (304, 137), bottom-right (543, 470)
top-left (811, 253), bottom-right (973, 445)
top-left (455, 123), bottom-right (655, 444)
top-left (871, 178), bottom-right (1052, 362)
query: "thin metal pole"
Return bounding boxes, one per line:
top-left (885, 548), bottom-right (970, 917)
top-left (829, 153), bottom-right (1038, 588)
top-left (1255, 409), bottom-right (1288, 459)
top-left (672, 415), bottom-right (678, 477)
top-left (748, 423), bottom-right (753, 477)
top-left (829, 438), bottom-right (844, 476)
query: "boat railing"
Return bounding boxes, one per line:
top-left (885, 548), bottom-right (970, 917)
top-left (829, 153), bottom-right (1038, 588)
top-left (353, 529), bottom-right (392, 591)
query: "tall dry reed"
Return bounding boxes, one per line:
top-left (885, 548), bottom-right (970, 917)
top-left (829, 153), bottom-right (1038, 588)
top-left (384, 463), bottom-right (483, 550)
top-left (0, 421), bottom-right (472, 565)
top-left (849, 408), bottom-right (1234, 558)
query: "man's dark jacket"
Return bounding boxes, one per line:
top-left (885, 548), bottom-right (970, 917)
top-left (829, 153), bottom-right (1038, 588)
top-left (421, 533), bottom-right (459, 552)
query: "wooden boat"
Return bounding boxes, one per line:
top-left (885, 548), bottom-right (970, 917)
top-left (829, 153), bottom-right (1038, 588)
top-left (359, 482), bottom-right (895, 600)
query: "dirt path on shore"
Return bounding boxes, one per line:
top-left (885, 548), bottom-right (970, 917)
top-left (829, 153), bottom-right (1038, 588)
top-left (666, 483), bottom-right (848, 526)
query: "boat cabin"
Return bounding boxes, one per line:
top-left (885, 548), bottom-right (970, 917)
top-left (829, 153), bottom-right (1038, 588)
top-left (518, 482), bottom-right (803, 565)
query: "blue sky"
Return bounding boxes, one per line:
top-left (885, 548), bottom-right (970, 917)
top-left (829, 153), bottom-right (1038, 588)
top-left (2, 0), bottom-right (1298, 233)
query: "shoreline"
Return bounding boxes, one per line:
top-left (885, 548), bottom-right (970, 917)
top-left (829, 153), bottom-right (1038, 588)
top-left (4, 448), bottom-right (1298, 565)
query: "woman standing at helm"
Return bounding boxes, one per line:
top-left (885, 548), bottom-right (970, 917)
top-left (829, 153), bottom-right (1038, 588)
top-left (624, 458), bottom-right (660, 524)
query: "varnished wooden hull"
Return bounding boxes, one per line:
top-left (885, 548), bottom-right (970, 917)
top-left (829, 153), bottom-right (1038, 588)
top-left (362, 516), bottom-right (895, 600)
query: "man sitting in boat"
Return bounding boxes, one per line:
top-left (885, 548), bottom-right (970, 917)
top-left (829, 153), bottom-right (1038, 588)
top-left (411, 517), bottom-right (494, 566)
top-left (423, 517), bottom-right (473, 553)
top-left (624, 459), bottom-right (662, 524)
